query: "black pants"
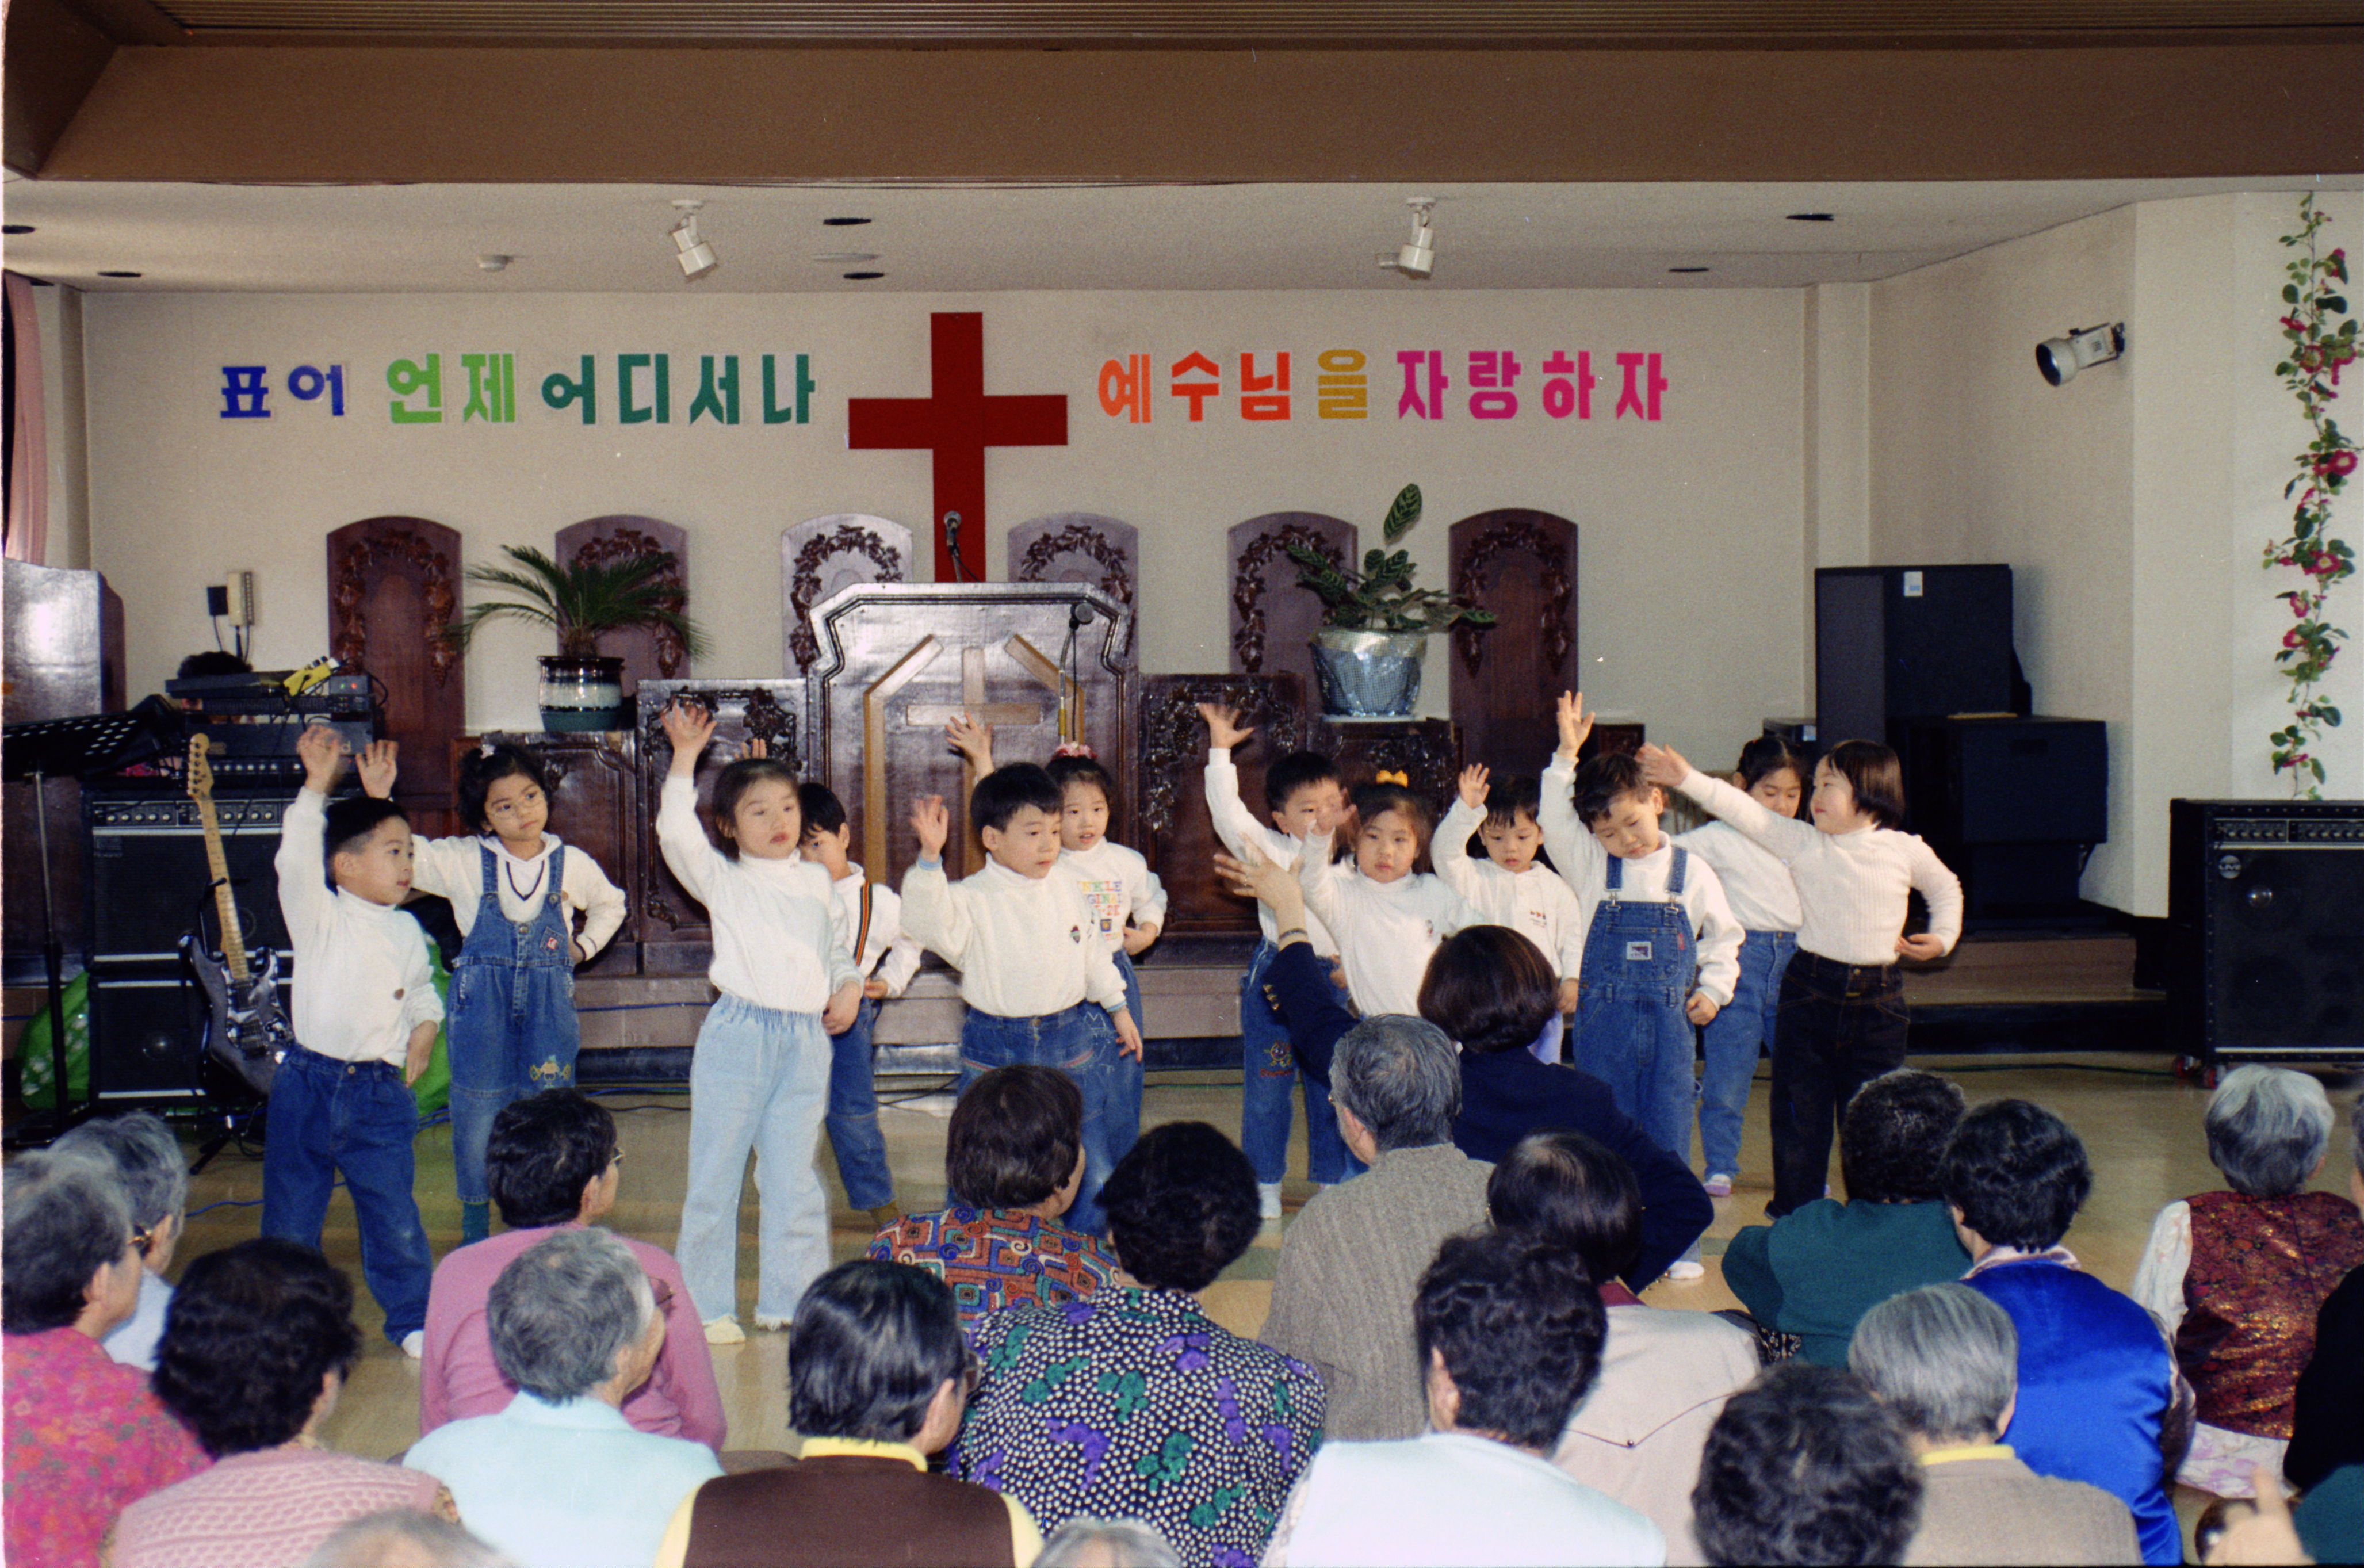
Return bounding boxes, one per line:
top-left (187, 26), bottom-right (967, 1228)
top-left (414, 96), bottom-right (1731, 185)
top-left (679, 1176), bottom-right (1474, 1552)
top-left (1766, 951), bottom-right (1910, 1217)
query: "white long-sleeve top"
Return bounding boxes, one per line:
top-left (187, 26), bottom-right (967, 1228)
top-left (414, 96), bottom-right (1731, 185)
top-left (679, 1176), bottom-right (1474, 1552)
top-left (830, 865), bottom-right (924, 996)
top-left (1539, 760), bottom-right (1745, 1007)
top-left (1059, 838), bottom-right (1168, 953)
top-left (901, 856), bottom-right (1129, 1019)
top-left (1295, 839), bottom-right (1481, 1017)
top-left (1203, 748), bottom-right (1340, 957)
top-left (1671, 820), bottom-right (1803, 935)
top-left (1671, 770), bottom-right (1964, 966)
top-left (275, 787), bottom-right (444, 1065)
top-left (1431, 798), bottom-right (1587, 979)
top-left (408, 831), bottom-right (628, 961)
top-left (656, 777), bottom-right (857, 1012)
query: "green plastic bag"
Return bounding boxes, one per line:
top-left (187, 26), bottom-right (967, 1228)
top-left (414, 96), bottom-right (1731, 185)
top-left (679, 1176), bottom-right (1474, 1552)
top-left (409, 946), bottom-right (453, 1120)
top-left (18, 972), bottom-right (90, 1110)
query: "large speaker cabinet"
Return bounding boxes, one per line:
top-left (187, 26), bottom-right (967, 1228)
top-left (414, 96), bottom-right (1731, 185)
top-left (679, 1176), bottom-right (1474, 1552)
top-left (1815, 564), bottom-right (2015, 747)
top-left (2168, 799), bottom-right (2364, 1062)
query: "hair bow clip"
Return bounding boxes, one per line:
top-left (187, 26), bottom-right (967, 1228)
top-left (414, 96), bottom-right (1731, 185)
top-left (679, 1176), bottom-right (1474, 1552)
top-left (1051, 740), bottom-right (1100, 760)
top-left (478, 739), bottom-right (497, 758)
top-left (1374, 769), bottom-right (1410, 786)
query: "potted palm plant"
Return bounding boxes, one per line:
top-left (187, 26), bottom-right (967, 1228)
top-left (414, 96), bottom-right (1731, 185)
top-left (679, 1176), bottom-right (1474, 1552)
top-left (447, 545), bottom-right (709, 731)
top-left (1286, 485), bottom-right (1495, 718)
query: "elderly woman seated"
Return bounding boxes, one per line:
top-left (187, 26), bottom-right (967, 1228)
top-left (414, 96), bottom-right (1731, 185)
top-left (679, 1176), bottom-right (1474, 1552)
top-left (867, 1064), bottom-right (1116, 1326)
top-left (114, 1238), bottom-right (453, 1568)
top-left (404, 1229), bottom-right (721, 1568)
top-left (1691, 1364), bottom-right (1922, 1568)
top-left (54, 1112), bottom-right (188, 1372)
top-left (1, 1148), bottom-right (204, 1568)
top-left (2130, 1065), bottom-right (2364, 1498)
top-left (1849, 1283), bottom-right (2139, 1566)
top-left (1489, 1130), bottom-right (1759, 1565)
top-left (953, 1121), bottom-right (1325, 1568)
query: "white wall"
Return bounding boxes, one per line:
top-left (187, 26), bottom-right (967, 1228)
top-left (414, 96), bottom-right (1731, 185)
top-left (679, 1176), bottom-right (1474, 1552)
top-left (79, 287), bottom-right (1809, 766)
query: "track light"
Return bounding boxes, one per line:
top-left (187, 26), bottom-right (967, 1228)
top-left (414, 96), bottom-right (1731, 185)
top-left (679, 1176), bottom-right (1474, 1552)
top-left (670, 200), bottom-right (719, 283)
top-left (2036, 322), bottom-right (2124, 386)
top-left (1379, 198), bottom-right (1437, 281)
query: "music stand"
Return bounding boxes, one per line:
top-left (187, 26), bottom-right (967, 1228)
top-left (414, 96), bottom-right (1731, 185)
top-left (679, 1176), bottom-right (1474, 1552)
top-left (2, 701), bottom-right (180, 1140)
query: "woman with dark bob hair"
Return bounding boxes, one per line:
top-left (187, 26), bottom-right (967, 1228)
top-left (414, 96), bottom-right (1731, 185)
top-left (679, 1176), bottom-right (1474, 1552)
top-left (1212, 851), bottom-right (1709, 1288)
top-left (112, 1238), bottom-right (453, 1568)
top-left (868, 1064), bottom-right (1116, 1326)
top-left (954, 1122), bottom-right (1326, 1566)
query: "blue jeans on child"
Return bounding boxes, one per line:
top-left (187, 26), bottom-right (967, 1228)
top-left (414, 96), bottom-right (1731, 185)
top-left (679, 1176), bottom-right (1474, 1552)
top-left (1237, 940), bottom-right (1357, 1187)
top-left (447, 844), bottom-right (579, 1210)
top-left (261, 1044), bottom-right (433, 1344)
top-left (1696, 929), bottom-right (1796, 1177)
top-left (959, 1001), bottom-right (1138, 1237)
top-left (1572, 850), bottom-right (1699, 1164)
top-left (678, 995), bottom-right (833, 1325)
top-left (823, 996), bottom-right (894, 1213)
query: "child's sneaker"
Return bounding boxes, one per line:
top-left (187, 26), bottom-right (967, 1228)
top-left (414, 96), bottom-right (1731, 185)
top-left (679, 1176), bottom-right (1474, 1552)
top-left (702, 1316), bottom-right (745, 1345)
top-left (753, 1314), bottom-right (793, 1332)
top-left (1703, 1173), bottom-right (1734, 1198)
top-left (1664, 1260), bottom-right (1707, 1282)
top-left (400, 1330), bottom-right (425, 1359)
top-left (1258, 1182), bottom-right (1283, 1221)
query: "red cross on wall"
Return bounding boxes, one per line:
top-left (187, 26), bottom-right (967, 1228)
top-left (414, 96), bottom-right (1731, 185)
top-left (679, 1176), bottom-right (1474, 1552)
top-left (847, 312), bottom-right (1069, 582)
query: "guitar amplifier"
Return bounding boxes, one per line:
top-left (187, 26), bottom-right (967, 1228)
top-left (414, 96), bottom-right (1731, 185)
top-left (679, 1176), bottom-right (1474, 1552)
top-left (86, 793), bottom-right (291, 961)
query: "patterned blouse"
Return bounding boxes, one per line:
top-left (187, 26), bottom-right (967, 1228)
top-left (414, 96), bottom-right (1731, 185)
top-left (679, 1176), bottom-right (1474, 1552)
top-left (867, 1208), bottom-right (1118, 1326)
top-left (2, 1326), bottom-right (207, 1568)
top-left (951, 1288), bottom-right (1326, 1568)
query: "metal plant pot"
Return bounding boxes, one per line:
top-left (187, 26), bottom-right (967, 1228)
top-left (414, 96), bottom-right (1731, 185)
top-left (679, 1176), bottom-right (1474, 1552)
top-left (1309, 628), bottom-right (1429, 718)
top-left (537, 654), bottom-right (629, 731)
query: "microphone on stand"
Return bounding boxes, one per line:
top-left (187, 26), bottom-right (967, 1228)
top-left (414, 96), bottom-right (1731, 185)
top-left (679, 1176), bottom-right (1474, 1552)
top-left (1059, 599), bottom-right (1096, 739)
top-left (943, 511), bottom-right (968, 582)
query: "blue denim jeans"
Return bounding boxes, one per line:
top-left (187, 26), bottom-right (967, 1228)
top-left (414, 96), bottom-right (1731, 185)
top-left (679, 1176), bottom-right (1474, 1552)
top-left (1237, 941), bottom-right (1358, 1187)
top-left (959, 1001), bottom-right (1138, 1237)
top-left (678, 996), bottom-right (833, 1324)
top-left (823, 996), bottom-right (894, 1212)
top-left (261, 1044), bottom-right (433, 1343)
top-left (1696, 929), bottom-right (1796, 1176)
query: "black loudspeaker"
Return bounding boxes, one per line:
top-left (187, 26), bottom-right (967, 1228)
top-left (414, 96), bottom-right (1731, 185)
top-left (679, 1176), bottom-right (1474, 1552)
top-left (2168, 800), bottom-right (2364, 1062)
top-left (1815, 565), bottom-right (2015, 746)
top-left (86, 966), bottom-right (208, 1102)
top-left (85, 791), bottom-right (290, 962)
top-left (1898, 717), bottom-right (2108, 923)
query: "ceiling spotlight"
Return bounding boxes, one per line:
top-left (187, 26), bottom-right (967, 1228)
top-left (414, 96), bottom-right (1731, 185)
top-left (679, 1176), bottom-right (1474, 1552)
top-left (477, 254), bottom-right (512, 273)
top-left (1379, 198), bottom-right (1438, 281)
top-left (2035, 322), bottom-right (2125, 387)
top-left (669, 200), bottom-right (719, 284)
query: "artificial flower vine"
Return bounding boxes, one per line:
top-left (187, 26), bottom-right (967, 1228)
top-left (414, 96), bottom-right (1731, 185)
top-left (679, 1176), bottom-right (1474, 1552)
top-left (2267, 193), bottom-right (2358, 795)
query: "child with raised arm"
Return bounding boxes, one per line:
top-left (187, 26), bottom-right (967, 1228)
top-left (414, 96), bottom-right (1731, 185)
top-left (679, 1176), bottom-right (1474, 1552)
top-left (1637, 730), bottom-right (1962, 1219)
top-left (1294, 777), bottom-right (1481, 1020)
top-left (357, 739), bottom-right (627, 1244)
top-left (1199, 703), bottom-right (1357, 1216)
top-left (1433, 765), bottom-right (1585, 1060)
top-left (1539, 694), bottom-right (1744, 1206)
top-left (655, 701), bottom-right (863, 1343)
top-left (901, 766), bottom-right (1146, 1237)
top-left (265, 722), bottom-right (442, 1355)
top-left (797, 779), bottom-right (923, 1233)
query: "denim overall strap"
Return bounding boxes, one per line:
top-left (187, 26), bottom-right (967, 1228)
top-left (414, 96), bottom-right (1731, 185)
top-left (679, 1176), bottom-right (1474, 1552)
top-left (1582, 850), bottom-right (1693, 1003)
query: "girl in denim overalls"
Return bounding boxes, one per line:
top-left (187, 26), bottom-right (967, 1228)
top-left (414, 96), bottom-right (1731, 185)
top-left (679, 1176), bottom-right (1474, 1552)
top-left (369, 740), bottom-right (628, 1244)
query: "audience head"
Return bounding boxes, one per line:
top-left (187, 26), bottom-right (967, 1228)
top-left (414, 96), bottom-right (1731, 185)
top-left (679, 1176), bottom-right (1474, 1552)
top-left (487, 1229), bottom-right (659, 1405)
top-left (1264, 751), bottom-right (1347, 842)
top-left (54, 1111), bottom-right (188, 1273)
top-left (1733, 735), bottom-right (1809, 818)
top-left (971, 763), bottom-right (1065, 879)
top-left (300, 1510), bottom-right (517, 1568)
top-left (1692, 1363), bottom-right (1923, 1567)
top-left (153, 1237), bottom-right (362, 1458)
top-left (1486, 1130), bottom-right (1643, 1286)
top-left (1415, 1229), bottom-right (1606, 1452)
top-left (1848, 1283), bottom-right (2019, 1449)
top-left (707, 754), bottom-right (802, 863)
top-left (946, 1065), bottom-right (1087, 1213)
top-left (790, 1259), bottom-right (971, 1450)
top-left (1329, 1016), bottom-right (1461, 1155)
top-left (1571, 752), bottom-right (1666, 859)
top-left (1940, 1099), bottom-right (2093, 1253)
top-left (1033, 1518), bottom-right (1184, 1568)
top-left (1349, 781), bottom-right (1430, 885)
top-left (1046, 753), bottom-right (1119, 854)
top-left (1812, 741), bottom-right (1906, 832)
top-left (324, 797), bottom-right (412, 905)
top-left (1839, 1070), bottom-right (1967, 1204)
top-left (2205, 1065), bottom-right (2335, 1198)
top-left (2, 1148), bottom-right (139, 1336)
top-left (1419, 925), bottom-right (1559, 1056)
top-left (485, 1088), bottom-right (619, 1229)
top-left (455, 741), bottom-right (552, 843)
top-left (1098, 1122), bottom-right (1261, 1292)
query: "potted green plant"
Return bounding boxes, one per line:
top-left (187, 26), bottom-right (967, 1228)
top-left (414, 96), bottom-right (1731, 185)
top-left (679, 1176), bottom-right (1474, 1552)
top-left (446, 545), bottom-right (709, 731)
top-left (1286, 485), bottom-right (1495, 718)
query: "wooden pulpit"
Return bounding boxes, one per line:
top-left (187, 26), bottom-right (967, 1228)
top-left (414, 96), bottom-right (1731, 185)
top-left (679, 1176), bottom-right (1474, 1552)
top-left (557, 514), bottom-right (690, 695)
top-left (1448, 509), bottom-right (1580, 778)
top-left (328, 516), bottom-right (464, 836)
top-left (804, 582), bottom-right (1134, 893)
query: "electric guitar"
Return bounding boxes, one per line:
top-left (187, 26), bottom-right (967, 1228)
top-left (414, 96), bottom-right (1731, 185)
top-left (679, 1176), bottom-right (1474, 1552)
top-left (180, 735), bottom-right (288, 1096)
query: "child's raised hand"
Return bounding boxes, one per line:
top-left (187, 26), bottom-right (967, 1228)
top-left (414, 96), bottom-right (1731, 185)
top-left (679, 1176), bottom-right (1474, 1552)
top-left (1112, 1007), bottom-right (1145, 1062)
top-left (661, 700), bottom-right (716, 774)
top-left (910, 794), bottom-right (951, 858)
top-left (944, 712), bottom-right (996, 771)
top-left (1896, 932), bottom-right (1947, 962)
top-left (745, 735), bottom-right (768, 760)
top-left (1555, 691), bottom-right (1595, 762)
top-left (1685, 992), bottom-right (1722, 1027)
top-left (294, 721), bottom-right (348, 790)
top-left (1199, 703), bottom-right (1254, 751)
top-left (1636, 743), bottom-right (1691, 789)
top-left (1457, 764), bottom-right (1490, 809)
top-left (354, 739), bottom-right (399, 799)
